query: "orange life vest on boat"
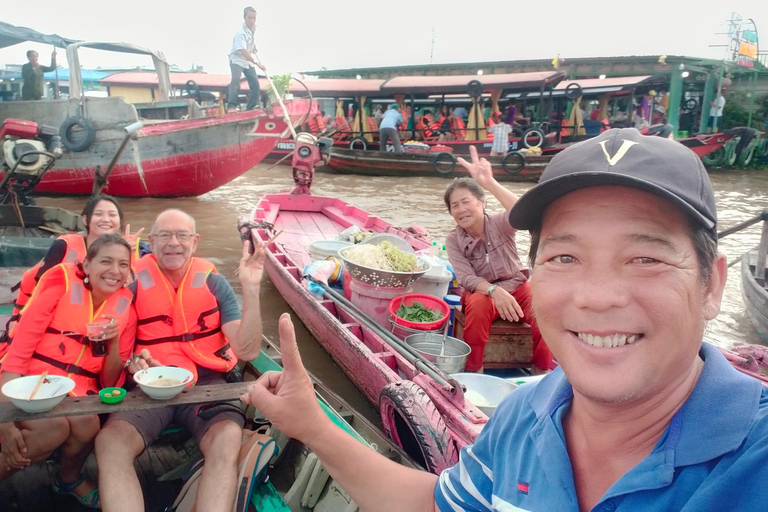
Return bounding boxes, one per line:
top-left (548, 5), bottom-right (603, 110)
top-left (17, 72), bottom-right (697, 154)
top-left (5, 263), bottom-right (134, 396)
top-left (133, 256), bottom-right (236, 382)
top-left (307, 112), bottom-right (327, 134)
top-left (451, 117), bottom-right (467, 141)
top-left (417, 115), bottom-right (435, 139)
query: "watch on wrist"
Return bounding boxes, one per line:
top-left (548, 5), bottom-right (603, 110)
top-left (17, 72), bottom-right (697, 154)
top-left (486, 284), bottom-right (498, 296)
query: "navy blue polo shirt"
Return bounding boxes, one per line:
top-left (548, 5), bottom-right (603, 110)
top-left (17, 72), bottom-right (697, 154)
top-left (435, 342), bottom-right (768, 511)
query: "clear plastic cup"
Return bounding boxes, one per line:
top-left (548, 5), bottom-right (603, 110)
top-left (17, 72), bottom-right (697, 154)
top-left (86, 319), bottom-right (110, 357)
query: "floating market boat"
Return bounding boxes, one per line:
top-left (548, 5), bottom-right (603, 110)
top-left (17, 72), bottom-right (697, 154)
top-left (0, 25), bottom-right (302, 197)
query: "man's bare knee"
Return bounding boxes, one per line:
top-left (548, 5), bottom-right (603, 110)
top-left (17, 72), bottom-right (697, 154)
top-left (199, 420), bottom-right (241, 463)
top-left (67, 415), bottom-right (100, 444)
top-left (95, 420), bottom-right (145, 461)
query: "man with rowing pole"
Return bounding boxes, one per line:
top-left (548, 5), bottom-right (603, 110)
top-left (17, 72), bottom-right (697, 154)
top-left (95, 209), bottom-right (265, 512)
top-left (242, 128), bottom-right (768, 511)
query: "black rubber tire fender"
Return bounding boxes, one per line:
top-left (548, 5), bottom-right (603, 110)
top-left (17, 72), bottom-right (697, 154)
top-left (349, 137), bottom-right (368, 151)
top-left (565, 83), bottom-right (582, 100)
top-left (501, 151), bottom-right (526, 174)
top-left (467, 80), bottom-right (484, 99)
top-left (432, 152), bottom-right (456, 174)
top-left (185, 79), bottom-right (201, 102)
top-left (59, 116), bottom-right (96, 153)
top-left (683, 98), bottom-right (698, 112)
top-left (737, 144), bottom-right (756, 166)
top-left (522, 127), bottom-right (545, 149)
top-left (701, 147), bottom-right (725, 167)
top-left (379, 381), bottom-right (458, 473)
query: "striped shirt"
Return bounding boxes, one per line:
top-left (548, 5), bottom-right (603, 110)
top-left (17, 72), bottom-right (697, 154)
top-left (489, 123), bottom-right (511, 153)
top-left (434, 343), bottom-right (768, 512)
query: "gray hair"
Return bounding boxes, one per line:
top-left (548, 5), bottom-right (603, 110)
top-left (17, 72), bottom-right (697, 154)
top-left (151, 209), bottom-right (196, 234)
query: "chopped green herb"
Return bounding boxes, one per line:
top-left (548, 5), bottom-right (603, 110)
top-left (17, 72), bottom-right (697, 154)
top-left (395, 301), bottom-right (442, 323)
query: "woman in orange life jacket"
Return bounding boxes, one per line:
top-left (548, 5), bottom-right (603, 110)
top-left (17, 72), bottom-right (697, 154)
top-left (437, 105), bottom-right (455, 142)
top-left (4, 195), bottom-right (145, 339)
top-left (417, 110), bottom-right (436, 140)
top-left (0, 235), bottom-right (136, 508)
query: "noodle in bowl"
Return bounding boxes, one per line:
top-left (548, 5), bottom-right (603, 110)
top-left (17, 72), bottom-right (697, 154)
top-left (134, 366), bottom-right (193, 400)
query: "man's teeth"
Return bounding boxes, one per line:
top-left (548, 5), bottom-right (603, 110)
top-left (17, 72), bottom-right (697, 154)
top-left (576, 332), bottom-right (638, 348)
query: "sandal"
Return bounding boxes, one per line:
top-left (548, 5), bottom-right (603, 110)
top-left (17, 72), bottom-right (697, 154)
top-left (52, 473), bottom-right (100, 509)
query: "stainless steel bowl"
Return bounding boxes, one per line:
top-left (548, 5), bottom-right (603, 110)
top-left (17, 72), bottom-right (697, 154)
top-left (339, 245), bottom-right (430, 288)
top-left (450, 373), bottom-right (518, 417)
top-left (405, 333), bottom-right (470, 374)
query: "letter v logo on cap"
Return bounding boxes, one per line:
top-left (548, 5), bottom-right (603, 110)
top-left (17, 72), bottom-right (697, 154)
top-left (598, 139), bottom-right (639, 166)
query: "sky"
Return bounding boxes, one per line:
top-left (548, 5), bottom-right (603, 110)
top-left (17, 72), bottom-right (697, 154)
top-left (1, 1), bottom-right (765, 76)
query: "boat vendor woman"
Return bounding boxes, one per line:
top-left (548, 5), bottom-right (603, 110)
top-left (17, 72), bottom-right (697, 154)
top-left (0, 234), bottom-right (136, 509)
top-left (3, 195), bottom-right (146, 348)
top-left (445, 147), bottom-right (553, 373)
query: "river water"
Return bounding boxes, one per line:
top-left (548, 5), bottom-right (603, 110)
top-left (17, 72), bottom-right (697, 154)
top-left (36, 164), bottom-right (768, 421)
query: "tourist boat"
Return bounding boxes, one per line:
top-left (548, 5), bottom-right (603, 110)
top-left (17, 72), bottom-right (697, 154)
top-left (324, 147), bottom-right (547, 182)
top-left (0, 28), bottom-right (302, 197)
top-left (0, 342), bottom-right (418, 511)
top-left (743, 250), bottom-right (768, 344)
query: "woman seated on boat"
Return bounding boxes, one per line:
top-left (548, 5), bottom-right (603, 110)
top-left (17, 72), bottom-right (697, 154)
top-left (5, 195), bottom-right (146, 338)
top-left (437, 106), bottom-right (454, 142)
top-left (0, 234), bottom-right (136, 508)
top-left (445, 148), bottom-right (553, 374)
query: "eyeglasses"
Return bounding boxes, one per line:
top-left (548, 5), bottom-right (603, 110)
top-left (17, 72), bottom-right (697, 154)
top-left (151, 231), bottom-right (195, 243)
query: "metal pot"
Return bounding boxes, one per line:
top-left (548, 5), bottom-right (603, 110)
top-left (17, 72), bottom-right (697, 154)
top-left (450, 373), bottom-right (518, 417)
top-left (405, 333), bottom-right (470, 374)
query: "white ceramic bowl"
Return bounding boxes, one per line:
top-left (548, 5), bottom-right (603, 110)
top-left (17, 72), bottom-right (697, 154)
top-left (133, 367), bottom-right (193, 400)
top-left (450, 373), bottom-right (518, 417)
top-left (2, 375), bottom-right (75, 413)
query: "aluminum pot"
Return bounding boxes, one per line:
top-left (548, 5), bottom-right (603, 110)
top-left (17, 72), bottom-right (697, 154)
top-left (405, 333), bottom-right (470, 374)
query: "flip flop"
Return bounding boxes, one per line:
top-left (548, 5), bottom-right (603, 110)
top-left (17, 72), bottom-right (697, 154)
top-left (52, 473), bottom-right (100, 509)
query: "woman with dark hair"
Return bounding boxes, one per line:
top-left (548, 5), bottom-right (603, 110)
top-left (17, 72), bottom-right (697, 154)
top-left (0, 234), bottom-right (136, 508)
top-left (5, 195), bottom-right (146, 339)
top-left (444, 147), bottom-right (552, 373)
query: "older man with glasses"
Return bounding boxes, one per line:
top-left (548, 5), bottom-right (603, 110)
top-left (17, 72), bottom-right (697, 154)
top-left (94, 209), bottom-right (265, 512)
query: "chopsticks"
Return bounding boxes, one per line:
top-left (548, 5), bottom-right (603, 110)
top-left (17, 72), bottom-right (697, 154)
top-left (28, 371), bottom-right (48, 401)
top-left (236, 230), bottom-right (284, 275)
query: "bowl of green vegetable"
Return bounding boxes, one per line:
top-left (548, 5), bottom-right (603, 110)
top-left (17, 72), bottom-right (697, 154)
top-left (389, 293), bottom-right (450, 331)
top-left (339, 243), bottom-right (430, 288)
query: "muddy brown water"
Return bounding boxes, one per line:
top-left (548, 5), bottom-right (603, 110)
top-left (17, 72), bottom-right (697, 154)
top-left (36, 164), bottom-right (768, 423)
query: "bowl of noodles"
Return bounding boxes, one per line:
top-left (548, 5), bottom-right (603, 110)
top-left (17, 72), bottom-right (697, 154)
top-left (134, 367), bottom-right (193, 400)
top-left (339, 241), bottom-right (430, 288)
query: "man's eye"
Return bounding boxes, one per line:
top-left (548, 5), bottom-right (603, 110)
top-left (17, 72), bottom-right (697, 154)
top-left (550, 255), bottom-right (575, 264)
top-left (631, 257), bottom-right (659, 264)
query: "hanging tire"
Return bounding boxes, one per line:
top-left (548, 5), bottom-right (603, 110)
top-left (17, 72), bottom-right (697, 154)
top-left (701, 147), bottom-right (725, 167)
top-left (501, 151), bottom-right (526, 174)
top-left (725, 143), bottom-right (738, 167)
top-left (683, 99), bottom-right (698, 113)
top-left (564, 83), bottom-right (582, 100)
top-left (185, 79), bottom-right (201, 102)
top-left (349, 137), bottom-right (368, 151)
top-left (59, 116), bottom-right (95, 153)
top-left (737, 144), bottom-right (756, 166)
top-left (522, 127), bottom-right (545, 149)
top-left (467, 80), bottom-right (484, 99)
top-left (432, 152), bottom-right (456, 174)
top-left (379, 381), bottom-right (458, 473)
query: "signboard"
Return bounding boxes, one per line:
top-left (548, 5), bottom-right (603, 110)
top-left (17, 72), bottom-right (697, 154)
top-left (735, 23), bottom-right (758, 68)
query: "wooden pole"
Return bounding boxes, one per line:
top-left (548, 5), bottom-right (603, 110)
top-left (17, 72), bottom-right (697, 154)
top-left (254, 55), bottom-right (297, 140)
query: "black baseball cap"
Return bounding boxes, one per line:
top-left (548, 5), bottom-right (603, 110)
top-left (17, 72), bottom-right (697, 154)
top-left (509, 128), bottom-right (717, 238)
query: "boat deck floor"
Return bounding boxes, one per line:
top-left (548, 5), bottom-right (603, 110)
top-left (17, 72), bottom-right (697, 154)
top-left (0, 430), bottom-right (198, 512)
top-left (272, 209), bottom-right (348, 271)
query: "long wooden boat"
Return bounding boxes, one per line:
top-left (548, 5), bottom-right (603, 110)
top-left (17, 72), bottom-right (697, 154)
top-left (324, 147), bottom-right (547, 182)
top-left (0, 342), bottom-right (417, 511)
top-left (0, 37), bottom-right (297, 198)
top-left (244, 192), bottom-right (493, 474)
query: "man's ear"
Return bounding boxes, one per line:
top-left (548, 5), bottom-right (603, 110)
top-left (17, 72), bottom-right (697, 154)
top-left (703, 253), bottom-right (727, 321)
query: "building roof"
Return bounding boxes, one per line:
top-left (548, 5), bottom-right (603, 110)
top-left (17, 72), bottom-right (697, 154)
top-left (0, 68), bottom-right (112, 82)
top-left (379, 71), bottom-right (565, 94)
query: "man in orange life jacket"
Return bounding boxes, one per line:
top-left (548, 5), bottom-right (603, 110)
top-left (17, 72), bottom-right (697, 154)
top-left (94, 209), bottom-right (265, 512)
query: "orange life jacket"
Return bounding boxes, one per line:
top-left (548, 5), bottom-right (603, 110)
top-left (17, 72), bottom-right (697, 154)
top-left (133, 256), bottom-right (236, 382)
top-left (451, 117), bottom-right (467, 141)
top-left (417, 115), bottom-right (435, 139)
top-left (5, 263), bottom-right (134, 396)
top-left (307, 112), bottom-right (327, 134)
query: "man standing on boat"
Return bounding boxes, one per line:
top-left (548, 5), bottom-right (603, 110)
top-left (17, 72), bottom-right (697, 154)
top-left (379, 104), bottom-right (404, 153)
top-left (243, 129), bottom-right (768, 511)
top-left (226, 6), bottom-right (266, 111)
top-left (95, 209), bottom-right (265, 512)
top-left (21, 50), bottom-right (56, 101)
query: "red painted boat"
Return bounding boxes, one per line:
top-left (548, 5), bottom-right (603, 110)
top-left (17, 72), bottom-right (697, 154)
top-left (0, 41), bottom-right (302, 197)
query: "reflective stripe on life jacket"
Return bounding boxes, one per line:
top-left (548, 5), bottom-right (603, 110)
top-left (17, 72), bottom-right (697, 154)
top-left (133, 256), bottom-right (236, 382)
top-left (5, 263), bottom-right (134, 396)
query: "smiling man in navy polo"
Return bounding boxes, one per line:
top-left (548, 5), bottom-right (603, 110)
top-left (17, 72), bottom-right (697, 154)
top-left (243, 128), bottom-right (768, 512)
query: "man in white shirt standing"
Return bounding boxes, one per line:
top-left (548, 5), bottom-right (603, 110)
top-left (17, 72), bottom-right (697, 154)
top-left (706, 89), bottom-right (726, 133)
top-left (227, 6), bottom-right (266, 111)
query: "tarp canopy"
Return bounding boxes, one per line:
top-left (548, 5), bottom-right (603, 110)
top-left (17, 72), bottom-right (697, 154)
top-left (380, 71), bottom-right (566, 95)
top-left (0, 21), bottom-right (78, 49)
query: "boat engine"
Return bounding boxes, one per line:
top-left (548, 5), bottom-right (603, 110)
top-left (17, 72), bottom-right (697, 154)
top-left (0, 118), bottom-right (61, 204)
top-left (291, 133), bottom-right (333, 195)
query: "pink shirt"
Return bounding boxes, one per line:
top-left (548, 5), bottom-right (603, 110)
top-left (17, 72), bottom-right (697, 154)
top-left (445, 210), bottom-right (527, 293)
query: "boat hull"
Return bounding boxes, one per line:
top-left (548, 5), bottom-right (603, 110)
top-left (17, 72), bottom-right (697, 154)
top-left (742, 249), bottom-right (768, 344)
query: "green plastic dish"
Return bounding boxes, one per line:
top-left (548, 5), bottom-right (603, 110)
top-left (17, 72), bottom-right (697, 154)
top-left (99, 387), bottom-right (126, 404)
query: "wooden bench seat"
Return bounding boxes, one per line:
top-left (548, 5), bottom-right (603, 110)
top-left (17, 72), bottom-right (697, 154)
top-left (453, 308), bottom-right (533, 369)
